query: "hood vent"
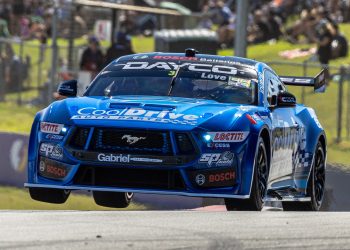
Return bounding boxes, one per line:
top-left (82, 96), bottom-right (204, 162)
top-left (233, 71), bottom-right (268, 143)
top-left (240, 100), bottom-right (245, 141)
top-left (109, 102), bottom-right (141, 109)
top-left (108, 102), bottom-right (176, 111)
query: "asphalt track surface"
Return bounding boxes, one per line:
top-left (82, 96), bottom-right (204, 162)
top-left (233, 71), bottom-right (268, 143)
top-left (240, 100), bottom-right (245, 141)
top-left (0, 165), bottom-right (350, 250)
top-left (1, 210), bottom-right (350, 249)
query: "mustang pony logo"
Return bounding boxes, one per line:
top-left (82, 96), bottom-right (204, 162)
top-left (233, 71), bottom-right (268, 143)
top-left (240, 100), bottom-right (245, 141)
top-left (122, 135), bottom-right (146, 145)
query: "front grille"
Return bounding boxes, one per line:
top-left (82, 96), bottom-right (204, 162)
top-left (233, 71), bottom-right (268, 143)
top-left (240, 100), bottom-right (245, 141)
top-left (73, 166), bottom-right (186, 190)
top-left (89, 128), bottom-right (173, 155)
top-left (175, 133), bottom-right (195, 155)
top-left (68, 128), bottom-right (90, 149)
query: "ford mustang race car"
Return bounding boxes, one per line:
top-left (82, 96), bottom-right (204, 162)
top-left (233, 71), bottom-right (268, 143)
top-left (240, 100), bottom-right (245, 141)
top-left (25, 49), bottom-right (327, 211)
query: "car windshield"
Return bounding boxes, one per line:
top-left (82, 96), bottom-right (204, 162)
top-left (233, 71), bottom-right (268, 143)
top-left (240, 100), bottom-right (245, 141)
top-left (85, 61), bottom-right (258, 105)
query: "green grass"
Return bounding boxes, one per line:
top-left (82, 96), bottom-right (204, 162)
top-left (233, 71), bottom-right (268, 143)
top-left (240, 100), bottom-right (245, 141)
top-left (1, 24), bottom-right (350, 166)
top-left (0, 186), bottom-right (146, 210)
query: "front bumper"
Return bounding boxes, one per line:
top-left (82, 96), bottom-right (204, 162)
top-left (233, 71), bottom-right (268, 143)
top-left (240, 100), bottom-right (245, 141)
top-left (24, 183), bottom-right (250, 199)
top-left (27, 126), bottom-right (257, 199)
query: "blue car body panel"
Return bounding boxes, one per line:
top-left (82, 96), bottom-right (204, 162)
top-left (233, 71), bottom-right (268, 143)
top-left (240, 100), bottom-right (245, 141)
top-left (25, 53), bottom-right (326, 200)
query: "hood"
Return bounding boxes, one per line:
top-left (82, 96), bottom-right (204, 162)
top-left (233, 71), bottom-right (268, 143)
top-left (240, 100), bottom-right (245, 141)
top-left (46, 96), bottom-right (258, 131)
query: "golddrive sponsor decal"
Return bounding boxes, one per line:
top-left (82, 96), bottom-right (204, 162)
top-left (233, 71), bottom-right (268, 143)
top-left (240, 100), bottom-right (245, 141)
top-left (71, 107), bottom-right (199, 125)
top-left (207, 131), bottom-right (249, 142)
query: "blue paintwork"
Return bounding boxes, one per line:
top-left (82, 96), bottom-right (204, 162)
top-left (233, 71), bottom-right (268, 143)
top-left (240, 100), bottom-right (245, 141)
top-left (26, 53), bottom-right (326, 200)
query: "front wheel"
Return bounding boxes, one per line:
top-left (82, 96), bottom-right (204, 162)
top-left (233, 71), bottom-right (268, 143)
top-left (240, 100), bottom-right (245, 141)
top-left (29, 187), bottom-right (70, 204)
top-left (93, 191), bottom-right (133, 208)
top-left (282, 141), bottom-right (326, 211)
top-left (225, 137), bottom-right (269, 211)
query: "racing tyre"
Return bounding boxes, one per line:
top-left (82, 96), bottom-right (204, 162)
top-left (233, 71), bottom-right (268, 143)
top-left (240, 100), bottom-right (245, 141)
top-left (282, 141), bottom-right (325, 211)
top-left (93, 191), bottom-right (133, 208)
top-left (225, 137), bottom-right (268, 211)
top-left (29, 187), bottom-right (70, 204)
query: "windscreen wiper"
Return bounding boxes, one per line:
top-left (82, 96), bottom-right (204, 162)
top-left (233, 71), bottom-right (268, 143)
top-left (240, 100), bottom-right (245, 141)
top-left (167, 66), bottom-right (182, 96)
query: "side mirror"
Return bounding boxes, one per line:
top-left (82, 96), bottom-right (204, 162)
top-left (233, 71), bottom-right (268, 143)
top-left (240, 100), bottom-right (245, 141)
top-left (57, 79), bottom-right (77, 97)
top-left (277, 91), bottom-right (296, 107)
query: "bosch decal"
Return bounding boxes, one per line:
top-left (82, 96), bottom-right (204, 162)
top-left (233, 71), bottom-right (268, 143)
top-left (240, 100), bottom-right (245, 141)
top-left (209, 171), bottom-right (235, 184)
top-left (38, 158), bottom-right (70, 179)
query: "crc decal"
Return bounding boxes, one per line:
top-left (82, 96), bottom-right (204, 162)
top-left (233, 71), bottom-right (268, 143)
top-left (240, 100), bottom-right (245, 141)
top-left (207, 132), bottom-right (249, 142)
top-left (71, 107), bottom-right (199, 125)
top-left (40, 122), bottom-right (64, 134)
top-left (199, 151), bottom-right (234, 167)
top-left (121, 62), bottom-right (238, 75)
top-left (45, 134), bottom-right (64, 141)
top-left (40, 143), bottom-right (63, 160)
top-left (206, 142), bottom-right (230, 149)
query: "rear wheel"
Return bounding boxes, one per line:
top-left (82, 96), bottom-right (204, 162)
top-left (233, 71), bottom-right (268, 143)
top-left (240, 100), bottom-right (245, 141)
top-left (29, 187), bottom-right (70, 204)
top-left (93, 191), bottom-right (133, 208)
top-left (282, 141), bottom-right (326, 211)
top-left (225, 137), bottom-right (268, 211)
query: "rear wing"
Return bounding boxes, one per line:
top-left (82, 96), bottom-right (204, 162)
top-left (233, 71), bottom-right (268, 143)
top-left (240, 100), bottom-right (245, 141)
top-left (280, 68), bottom-right (328, 93)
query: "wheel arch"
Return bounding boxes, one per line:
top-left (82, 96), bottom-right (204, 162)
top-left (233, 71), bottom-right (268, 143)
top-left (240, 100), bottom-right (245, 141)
top-left (259, 127), bottom-right (271, 172)
top-left (318, 133), bottom-right (327, 160)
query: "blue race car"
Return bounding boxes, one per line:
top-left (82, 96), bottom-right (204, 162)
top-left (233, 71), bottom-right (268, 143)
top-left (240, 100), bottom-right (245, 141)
top-left (25, 49), bottom-right (327, 211)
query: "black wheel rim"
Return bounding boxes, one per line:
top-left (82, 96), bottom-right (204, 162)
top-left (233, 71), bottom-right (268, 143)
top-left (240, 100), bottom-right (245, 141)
top-left (257, 143), bottom-right (268, 200)
top-left (314, 146), bottom-right (325, 206)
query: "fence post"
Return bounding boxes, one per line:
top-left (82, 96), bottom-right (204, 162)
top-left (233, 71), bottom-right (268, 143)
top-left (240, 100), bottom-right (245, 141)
top-left (48, 0), bottom-right (59, 105)
top-left (17, 40), bottom-right (24, 105)
top-left (347, 67), bottom-right (350, 140)
top-left (301, 60), bottom-right (307, 104)
top-left (336, 66), bottom-right (345, 143)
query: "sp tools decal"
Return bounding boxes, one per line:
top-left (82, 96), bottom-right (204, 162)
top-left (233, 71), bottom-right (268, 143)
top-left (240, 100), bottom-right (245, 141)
top-left (207, 132), bottom-right (249, 142)
top-left (39, 143), bottom-right (63, 160)
top-left (199, 151), bottom-right (234, 167)
top-left (40, 122), bottom-right (64, 134)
